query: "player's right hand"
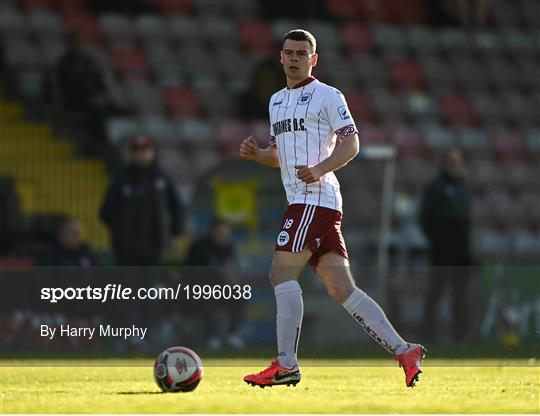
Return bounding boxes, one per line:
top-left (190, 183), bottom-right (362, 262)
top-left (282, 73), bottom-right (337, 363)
top-left (239, 136), bottom-right (259, 160)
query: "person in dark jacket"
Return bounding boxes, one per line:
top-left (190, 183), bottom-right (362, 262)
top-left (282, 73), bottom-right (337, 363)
top-left (40, 218), bottom-right (98, 267)
top-left (56, 30), bottom-right (113, 155)
top-left (419, 149), bottom-right (473, 342)
top-left (184, 218), bottom-right (247, 350)
top-left (99, 135), bottom-right (183, 266)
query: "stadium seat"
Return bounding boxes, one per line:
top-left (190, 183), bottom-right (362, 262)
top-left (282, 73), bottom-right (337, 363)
top-left (388, 60), bottom-right (424, 91)
top-left (419, 124), bottom-right (455, 154)
top-left (469, 158), bottom-right (505, 192)
top-left (196, 85), bottom-right (237, 118)
top-left (326, 0), bottom-right (362, 19)
top-left (176, 119), bottom-right (214, 145)
top-left (358, 0), bottom-right (392, 23)
top-left (191, 0), bottom-right (228, 16)
top-left (515, 57), bottom-right (540, 90)
top-left (469, 93), bottom-right (506, 126)
top-left (500, 29), bottom-right (537, 57)
top-left (162, 87), bottom-right (202, 119)
top-left (356, 123), bottom-right (388, 146)
top-left (524, 130), bottom-right (540, 156)
top-left (419, 56), bottom-right (456, 93)
top-left (27, 10), bottom-right (63, 39)
top-left (500, 91), bottom-right (536, 127)
top-left (216, 119), bottom-right (249, 155)
top-left (140, 116), bottom-right (178, 142)
top-left (99, 14), bottom-right (136, 49)
top-left (503, 161), bottom-right (539, 192)
top-left (438, 29), bottom-right (472, 56)
top-left (492, 131), bottom-right (527, 161)
top-left (199, 15), bottom-right (238, 46)
top-left (454, 128), bottom-right (490, 156)
top-left (404, 92), bottom-right (440, 125)
top-left (18, 0), bottom-right (52, 11)
top-left (491, 0), bottom-right (521, 28)
top-left (352, 55), bottom-right (388, 88)
top-left (228, 0), bottom-right (260, 18)
top-left (190, 148), bottom-right (221, 176)
top-left (439, 94), bottom-right (476, 127)
top-left (150, 0), bottom-right (192, 16)
top-left (167, 16), bottom-right (201, 44)
top-left (452, 56), bottom-right (491, 91)
top-left (387, 124), bottom-right (427, 158)
top-left (392, 0), bottom-right (426, 26)
top-left (509, 228), bottom-right (540, 259)
top-left (471, 30), bottom-right (502, 58)
top-left (484, 58), bottom-right (520, 90)
top-left (106, 117), bottom-right (141, 145)
top-left (472, 227), bottom-right (512, 259)
top-left (270, 19), bottom-right (300, 42)
top-left (372, 25), bottom-right (408, 58)
top-left (346, 91), bottom-right (375, 123)
top-left (238, 20), bottom-right (274, 55)
top-left (134, 14), bottom-right (168, 43)
top-left (0, 8), bottom-right (27, 36)
top-left (110, 49), bottom-right (150, 79)
top-left (406, 26), bottom-right (437, 55)
top-left (396, 157), bottom-right (436, 192)
top-left (62, 11), bottom-right (101, 44)
top-left (305, 20), bottom-right (342, 53)
top-left (517, 191), bottom-right (540, 225)
top-left (369, 88), bottom-right (406, 124)
top-left (341, 21), bottom-right (372, 54)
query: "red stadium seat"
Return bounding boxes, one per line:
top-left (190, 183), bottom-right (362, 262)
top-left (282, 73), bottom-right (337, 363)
top-left (149, 0), bottom-right (192, 16)
top-left (492, 132), bottom-right (527, 161)
top-left (326, 0), bottom-right (362, 19)
top-left (357, 124), bottom-right (388, 146)
top-left (388, 125), bottom-right (428, 158)
top-left (238, 20), bottom-right (274, 54)
top-left (391, 0), bottom-right (426, 25)
top-left (111, 49), bottom-right (150, 79)
top-left (62, 11), bottom-right (101, 43)
top-left (439, 94), bottom-right (477, 127)
top-left (341, 22), bottom-right (373, 53)
top-left (358, 0), bottom-right (392, 23)
top-left (163, 87), bottom-right (203, 119)
top-left (346, 92), bottom-right (375, 123)
top-left (388, 60), bottom-right (423, 92)
top-left (19, 0), bottom-right (52, 11)
top-left (216, 119), bottom-right (250, 155)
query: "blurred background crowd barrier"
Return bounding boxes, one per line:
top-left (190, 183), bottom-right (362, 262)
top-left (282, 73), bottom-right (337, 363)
top-left (0, 0), bottom-right (538, 354)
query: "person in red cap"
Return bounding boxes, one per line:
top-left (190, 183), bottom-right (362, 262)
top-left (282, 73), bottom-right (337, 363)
top-left (99, 135), bottom-right (184, 266)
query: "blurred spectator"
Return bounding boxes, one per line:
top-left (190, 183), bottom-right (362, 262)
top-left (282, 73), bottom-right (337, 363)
top-left (238, 57), bottom-right (284, 121)
top-left (419, 149), bottom-right (473, 342)
top-left (99, 136), bottom-right (184, 266)
top-left (39, 218), bottom-right (98, 266)
top-left (184, 218), bottom-right (247, 350)
top-left (56, 30), bottom-right (114, 156)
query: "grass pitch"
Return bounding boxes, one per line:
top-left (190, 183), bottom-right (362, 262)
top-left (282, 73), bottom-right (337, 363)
top-left (1, 358), bottom-right (538, 413)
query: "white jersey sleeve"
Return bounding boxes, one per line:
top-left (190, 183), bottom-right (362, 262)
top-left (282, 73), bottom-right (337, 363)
top-left (324, 88), bottom-right (358, 139)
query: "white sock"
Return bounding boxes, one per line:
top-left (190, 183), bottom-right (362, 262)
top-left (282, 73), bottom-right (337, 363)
top-left (274, 280), bottom-right (303, 368)
top-left (342, 288), bottom-right (409, 355)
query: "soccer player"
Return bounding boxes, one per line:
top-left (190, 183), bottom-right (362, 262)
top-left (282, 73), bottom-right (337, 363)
top-left (239, 29), bottom-right (426, 388)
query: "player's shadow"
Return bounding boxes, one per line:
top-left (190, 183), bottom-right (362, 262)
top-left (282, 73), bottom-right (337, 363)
top-left (117, 391), bottom-right (163, 395)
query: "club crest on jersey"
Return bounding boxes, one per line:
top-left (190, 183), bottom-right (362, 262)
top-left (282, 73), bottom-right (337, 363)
top-left (277, 231), bottom-right (290, 246)
top-left (338, 106), bottom-right (350, 120)
top-left (297, 92), bottom-right (312, 105)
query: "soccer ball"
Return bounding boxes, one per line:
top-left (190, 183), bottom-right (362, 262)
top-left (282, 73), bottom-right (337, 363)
top-left (153, 346), bottom-right (203, 392)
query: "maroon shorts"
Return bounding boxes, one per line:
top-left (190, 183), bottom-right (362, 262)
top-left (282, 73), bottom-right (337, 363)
top-left (274, 204), bottom-right (349, 268)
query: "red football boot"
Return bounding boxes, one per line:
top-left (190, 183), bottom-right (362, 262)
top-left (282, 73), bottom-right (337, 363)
top-left (394, 344), bottom-right (427, 387)
top-left (244, 358), bottom-right (301, 388)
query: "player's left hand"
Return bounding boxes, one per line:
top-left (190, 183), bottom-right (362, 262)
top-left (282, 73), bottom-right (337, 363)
top-left (295, 165), bottom-right (324, 184)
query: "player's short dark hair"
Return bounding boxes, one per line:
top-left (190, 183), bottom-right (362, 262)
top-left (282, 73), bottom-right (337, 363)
top-left (283, 29), bottom-right (317, 54)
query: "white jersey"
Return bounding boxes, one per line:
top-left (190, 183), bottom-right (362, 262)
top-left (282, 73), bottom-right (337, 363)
top-left (268, 77), bottom-right (358, 213)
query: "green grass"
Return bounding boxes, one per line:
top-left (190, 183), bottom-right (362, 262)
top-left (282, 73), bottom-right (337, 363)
top-left (1, 359), bottom-right (538, 413)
